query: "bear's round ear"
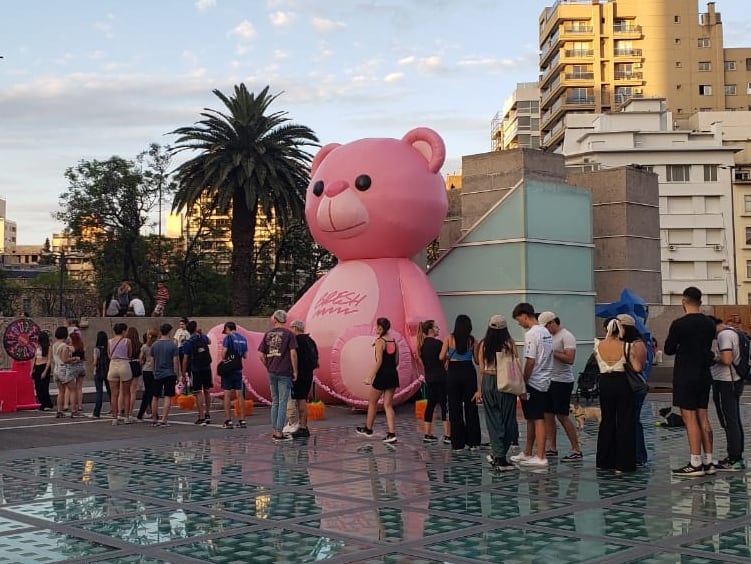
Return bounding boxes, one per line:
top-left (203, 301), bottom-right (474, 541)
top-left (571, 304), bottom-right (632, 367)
top-left (311, 143), bottom-right (341, 176)
top-left (402, 127), bottom-right (445, 174)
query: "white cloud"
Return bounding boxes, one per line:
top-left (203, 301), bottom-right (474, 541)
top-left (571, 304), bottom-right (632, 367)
top-left (417, 55), bottom-right (444, 74)
top-left (311, 17), bottom-right (346, 33)
top-left (398, 56), bottom-right (416, 66)
top-left (94, 21), bottom-right (114, 39)
top-left (273, 49), bottom-right (289, 60)
top-left (230, 20), bottom-right (257, 40)
top-left (195, 0), bottom-right (216, 11)
top-left (270, 11), bottom-right (295, 27)
top-left (383, 72), bottom-right (404, 83)
top-left (456, 52), bottom-right (537, 71)
top-left (182, 50), bottom-right (200, 67)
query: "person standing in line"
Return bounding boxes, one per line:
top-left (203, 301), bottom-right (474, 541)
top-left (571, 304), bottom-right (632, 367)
top-left (357, 317), bottom-right (400, 444)
top-left (259, 310), bottom-right (298, 441)
top-left (174, 317), bottom-right (190, 370)
top-left (477, 315), bottom-right (519, 471)
top-left (617, 314), bottom-right (651, 466)
top-left (709, 316), bottom-right (746, 471)
top-left (107, 323), bottom-right (133, 425)
top-left (32, 331), bottom-right (53, 411)
top-left (220, 321), bottom-right (249, 429)
top-left (538, 312), bottom-right (582, 462)
top-left (91, 331), bottom-right (111, 418)
top-left (125, 327), bottom-right (142, 417)
top-left (664, 286), bottom-right (716, 477)
top-left (417, 320), bottom-right (450, 445)
top-left (149, 323), bottom-right (180, 427)
top-left (182, 320), bottom-right (213, 425)
top-left (439, 314), bottom-right (481, 451)
top-left (288, 320), bottom-right (318, 439)
top-left (52, 326), bottom-right (81, 419)
top-left (510, 303), bottom-right (553, 468)
top-left (69, 332), bottom-right (86, 417)
top-left (137, 328), bottom-right (158, 421)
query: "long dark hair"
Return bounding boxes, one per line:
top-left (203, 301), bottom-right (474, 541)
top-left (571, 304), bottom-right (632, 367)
top-left (622, 325), bottom-right (645, 344)
top-left (37, 331), bottom-right (50, 357)
top-left (417, 320), bottom-right (436, 355)
top-left (482, 327), bottom-right (514, 366)
top-left (95, 331), bottom-right (108, 348)
top-left (452, 314), bottom-right (474, 354)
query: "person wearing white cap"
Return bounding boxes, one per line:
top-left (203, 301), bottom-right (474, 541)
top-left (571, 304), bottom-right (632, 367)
top-left (259, 310), bottom-right (298, 441)
top-left (538, 312), bottom-right (582, 462)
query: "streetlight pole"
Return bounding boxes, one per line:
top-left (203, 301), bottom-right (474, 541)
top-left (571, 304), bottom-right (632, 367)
top-left (58, 251), bottom-right (66, 317)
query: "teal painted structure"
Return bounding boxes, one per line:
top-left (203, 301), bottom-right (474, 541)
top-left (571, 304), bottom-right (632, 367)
top-left (429, 176), bottom-right (596, 377)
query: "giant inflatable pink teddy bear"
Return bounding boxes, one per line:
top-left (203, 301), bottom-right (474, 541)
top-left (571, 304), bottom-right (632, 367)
top-left (206, 127), bottom-right (448, 407)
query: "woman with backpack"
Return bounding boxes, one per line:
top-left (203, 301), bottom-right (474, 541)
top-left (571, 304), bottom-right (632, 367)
top-left (91, 331), bottom-right (111, 418)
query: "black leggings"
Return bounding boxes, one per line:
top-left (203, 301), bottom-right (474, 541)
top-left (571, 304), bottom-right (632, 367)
top-left (447, 361), bottom-right (481, 449)
top-left (32, 364), bottom-right (53, 409)
top-left (424, 380), bottom-right (447, 423)
top-left (138, 371), bottom-right (155, 419)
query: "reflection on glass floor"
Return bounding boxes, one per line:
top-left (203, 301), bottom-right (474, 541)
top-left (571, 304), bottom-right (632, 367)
top-left (0, 399), bottom-right (750, 563)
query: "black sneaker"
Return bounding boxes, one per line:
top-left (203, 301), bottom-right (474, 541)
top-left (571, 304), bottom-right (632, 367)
top-left (672, 463), bottom-right (705, 477)
top-left (194, 418), bottom-right (205, 425)
top-left (561, 451), bottom-right (583, 462)
top-left (292, 427), bottom-right (310, 438)
top-left (715, 458), bottom-right (746, 472)
top-left (273, 434), bottom-right (292, 442)
top-left (703, 462), bottom-right (717, 475)
top-left (356, 426), bottom-right (374, 437)
top-left (492, 457), bottom-right (516, 471)
top-left (222, 420), bottom-right (234, 429)
top-left (383, 433), bottom-right (397, 444)
top-left (423, 434), bottom-right (438, 443)
top-left (442, 436), bottom-right (451, 445)
top-left (238, 420), bottom-right (247, 428)
top-left (204, 416), bottom-right (211, 425)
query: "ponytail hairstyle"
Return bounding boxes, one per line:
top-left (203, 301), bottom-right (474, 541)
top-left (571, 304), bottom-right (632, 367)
top-left (417, 320), bottom-right (436, 356)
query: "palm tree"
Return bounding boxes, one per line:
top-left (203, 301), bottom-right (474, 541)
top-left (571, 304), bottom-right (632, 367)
top-left (170, 84), bottom-right (319, 314)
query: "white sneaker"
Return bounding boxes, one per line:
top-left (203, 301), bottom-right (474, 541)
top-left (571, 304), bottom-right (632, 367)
top-left (519, 456), bottom-right (549, 467)
top-left (509, 452), bottom-right (531, 463)
top-left (283, 422), bottom-right (299, 434)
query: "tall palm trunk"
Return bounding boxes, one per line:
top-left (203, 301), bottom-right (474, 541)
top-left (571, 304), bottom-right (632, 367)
top-left (230, 190), bottom-right (257, 315)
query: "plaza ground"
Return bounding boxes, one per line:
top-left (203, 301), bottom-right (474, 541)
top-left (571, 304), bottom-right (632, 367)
top-left (0, 394), bottom-right (750, 563)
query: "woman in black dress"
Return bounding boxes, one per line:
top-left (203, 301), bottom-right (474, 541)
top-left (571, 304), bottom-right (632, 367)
top-left (356, 317), bottom-right (399, 443)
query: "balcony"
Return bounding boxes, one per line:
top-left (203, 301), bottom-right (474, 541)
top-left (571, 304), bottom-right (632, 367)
top-left (540, 75), bottom-right (562, 105)
top-left (564, 49), bottom-right (594, 58)
top-left (566, 96), bottom-right (595, 105)
top-left (614, 71), bottom-right (643, 80)
top-left (541, 97), bottom-right (564, 125)
top-left (613, 23), bottom-right (642, 35)
top-left (614, 48), bottom-right (643, 57)
top-left (562, 25), bottom-right (593, 35)
top-left (565, 72), bottom-right (594, 81)
top-left (736, 169), bottom-right (751, 183)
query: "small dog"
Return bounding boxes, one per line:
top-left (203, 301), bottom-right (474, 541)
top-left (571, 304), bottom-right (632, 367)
top-left (570, 403), bottom-right (602, 429)
top-left (657, 406), bottom-right (685, 427)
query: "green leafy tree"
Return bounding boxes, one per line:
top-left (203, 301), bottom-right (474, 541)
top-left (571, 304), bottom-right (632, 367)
top-left (170, 84), bottom-right (319, 315)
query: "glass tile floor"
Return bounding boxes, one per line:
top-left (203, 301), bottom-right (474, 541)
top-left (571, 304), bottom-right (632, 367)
top-left (1, 397), bottom-right (751, 563)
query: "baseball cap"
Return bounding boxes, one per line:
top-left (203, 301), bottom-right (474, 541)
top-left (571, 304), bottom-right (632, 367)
top-left (537, 311), bottom-right (557, 326)
top-left (488, 314), bottom-right (507, 329)
top-left (617, 313), bottom-right (636, 326)
top-left (290, 320), bottom-right (305, 331)
top-left (273, 309), bottom-right (288, 323)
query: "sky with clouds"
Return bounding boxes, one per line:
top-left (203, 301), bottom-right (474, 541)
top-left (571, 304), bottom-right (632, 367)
top-left (1, 0), bottom-right (749, 244)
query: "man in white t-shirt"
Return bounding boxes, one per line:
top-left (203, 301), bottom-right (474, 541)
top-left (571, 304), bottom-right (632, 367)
top-left (128, 297), bottom-right (146, 317)
top-left (538, 312), bottom-right (582, 462)
top-left (709, 316), bottom-right (746, 471)
top-left (510, 302), bottom-right (553, 468)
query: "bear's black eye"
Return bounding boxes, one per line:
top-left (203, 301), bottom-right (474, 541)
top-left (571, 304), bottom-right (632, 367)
top-left (312, 180), bottom-right (324, 197)
top-left (355, 175), bottom-right (371, 191)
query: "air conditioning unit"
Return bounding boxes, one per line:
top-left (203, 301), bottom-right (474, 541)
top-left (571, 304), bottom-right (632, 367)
top-left (668, 244), bottom-right (677, 251)
top-left (714, 244), bottom-right (723, 251)
top-left (634, 62), bottom-right (643, 69)
top-left (634, 88), bottom-right (644, 95)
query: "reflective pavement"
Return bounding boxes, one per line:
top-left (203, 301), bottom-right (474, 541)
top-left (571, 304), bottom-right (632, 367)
top-left (1, 395), bottom-right (750, 563)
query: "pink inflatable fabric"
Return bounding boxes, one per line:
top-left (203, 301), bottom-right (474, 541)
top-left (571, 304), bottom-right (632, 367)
top-left (207, 127), bottom-right (449, 407)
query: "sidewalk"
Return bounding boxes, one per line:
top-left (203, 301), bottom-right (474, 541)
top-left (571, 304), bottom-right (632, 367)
top-left (0, 395), bottom-right (749, 563)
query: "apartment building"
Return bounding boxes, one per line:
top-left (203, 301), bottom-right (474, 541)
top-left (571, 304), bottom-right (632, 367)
top-left (563, 97), bottom-right (740, 305)
top-left (491, 82), bottom-right (541, 150)
top-left (539, 0), bottom-right (751, 151)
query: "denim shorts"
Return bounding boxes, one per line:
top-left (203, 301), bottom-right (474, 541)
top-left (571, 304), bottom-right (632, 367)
top-left (221, 370), bottom-right (243, 391)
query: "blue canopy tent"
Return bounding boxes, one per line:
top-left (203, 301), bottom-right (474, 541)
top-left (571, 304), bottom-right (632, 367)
top-left (595, 288), bottom-right (654, 378)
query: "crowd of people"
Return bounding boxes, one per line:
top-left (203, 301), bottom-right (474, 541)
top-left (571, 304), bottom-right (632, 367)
top-left (28, 287), bottom-right (746, 476)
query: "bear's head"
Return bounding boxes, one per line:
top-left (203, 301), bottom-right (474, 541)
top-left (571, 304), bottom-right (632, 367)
top-left (306, 127), bottom-right (448, 260)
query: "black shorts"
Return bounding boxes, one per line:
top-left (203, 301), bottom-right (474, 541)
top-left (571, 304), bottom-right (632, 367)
top-left (191, 367), bottom-right (213, 391)
top-left (545, 381), bottom-right (574, 415)
top-left (153, 375), bottom-right (177, 398)
top-left (521, 385), bottom-right (548, 421)
top-left (291, 373), bottom-right (313, 400)
top-left (673, 375), bottom-right (712, 410)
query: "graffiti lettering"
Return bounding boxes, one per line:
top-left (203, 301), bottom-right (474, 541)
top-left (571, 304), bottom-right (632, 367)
top-left (313, 290), bottom-right (368, 317)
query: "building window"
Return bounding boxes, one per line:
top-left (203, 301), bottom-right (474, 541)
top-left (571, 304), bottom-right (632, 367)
top-left (725, 61), bottom-right (737, 71)
top-left (674, 15), bottom-right (681, 23)
top-left (745, 194), bottom-right (751, 212)
top-left (698, 38), bottom-right (711, 48)
top-left (747, 58), bottom-right (751, 71)
top-left (704, 165), bottom-right (718, 182)
top-left (746, 260), bottom-right (751, 279)
top-left (725, 84), bottom-right (737, 95)
top-left (746, 227), bottom-right (751, 245)
top-left (748, 82), bottom-right (751, 95)
top-left (699, 85), bottom-right (713, 95)
top-left (667, 165), bottom-right (691, 182)
top-left (675, 61), bottom-right (682, 68)
top-left (698, 61), bottom-right (711, 71)
top-left (674, 38), bottom-right (681, 44)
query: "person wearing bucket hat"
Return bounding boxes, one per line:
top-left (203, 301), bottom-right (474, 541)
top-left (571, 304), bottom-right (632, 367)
top-left (477, 314), bottom-right (519, 471)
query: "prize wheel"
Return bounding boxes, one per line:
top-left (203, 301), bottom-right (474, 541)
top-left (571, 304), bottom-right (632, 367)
top-left (3, 318), bottom-right (42, 361)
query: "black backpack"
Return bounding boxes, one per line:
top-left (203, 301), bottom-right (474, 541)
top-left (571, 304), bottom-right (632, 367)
top-left (297, 334), bottom-right (319, 372)
top-left (190, 335), bottom-right (212, 368)
top-left (722, 328), bottom-right (751, 381)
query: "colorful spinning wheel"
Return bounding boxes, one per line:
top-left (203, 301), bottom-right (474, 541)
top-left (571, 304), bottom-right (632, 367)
top-left (3, 318), bottom-right (42, 361)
